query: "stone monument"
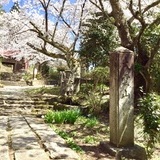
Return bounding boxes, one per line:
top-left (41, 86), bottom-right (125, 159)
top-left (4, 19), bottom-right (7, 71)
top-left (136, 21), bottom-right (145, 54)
top-left (100, 47), bottom-right (147, 160)
top-left (110, 47), bottom-right (134, 147)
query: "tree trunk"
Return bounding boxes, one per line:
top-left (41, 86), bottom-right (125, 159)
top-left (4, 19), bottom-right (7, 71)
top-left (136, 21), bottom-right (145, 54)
top-left (60, 69), bottom-right (80, 96)
top-left (134, 49), bottom-right (152, 105)
top-left (60, 70), bottom-right (73, 96)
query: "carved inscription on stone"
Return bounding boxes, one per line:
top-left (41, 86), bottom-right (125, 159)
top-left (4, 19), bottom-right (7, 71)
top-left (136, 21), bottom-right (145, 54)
top-left (109, 47), bottom-right (134, 147)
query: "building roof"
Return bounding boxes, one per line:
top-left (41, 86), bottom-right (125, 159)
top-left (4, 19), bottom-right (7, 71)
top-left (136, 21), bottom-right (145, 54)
top-left (0, 50), bottom-right (20, 59)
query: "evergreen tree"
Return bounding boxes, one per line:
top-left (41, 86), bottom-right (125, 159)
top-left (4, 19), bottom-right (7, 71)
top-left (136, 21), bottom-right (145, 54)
top-left (79, 14), bottom-right (118, 68)
top-left (10, 2), bottom-right (20, 12)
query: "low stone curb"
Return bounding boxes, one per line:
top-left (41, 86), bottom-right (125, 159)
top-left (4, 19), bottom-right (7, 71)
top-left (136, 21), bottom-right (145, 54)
top-left (0, 115), bottom-right (79, 160)
top-left (25, 117), bottom-right (79, 159)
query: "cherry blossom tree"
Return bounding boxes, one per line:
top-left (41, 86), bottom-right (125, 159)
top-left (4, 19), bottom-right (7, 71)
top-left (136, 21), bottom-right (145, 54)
top-left (24, 0), bottom-right (94, 95)
top-left (0, 0), bottom-right (9, 5)
top-left (1, 0), bottom-right (159, 97)
top-left (0, 0), bottom-right (95, 95)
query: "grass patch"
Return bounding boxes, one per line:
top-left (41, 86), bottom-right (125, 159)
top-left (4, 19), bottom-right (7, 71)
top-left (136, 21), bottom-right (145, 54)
top-left (54, 129), bottom-right (83, 153)
top-left (48, 113), bottom-right (109, 156)
top-left (84, 135), bottom-right (97, 144)
top-left (84, 117), bottom-right (99, 128)
top-left (44, 110), bottom-right (54, 123)
top-left (44, 109), bottom-right (81, 124)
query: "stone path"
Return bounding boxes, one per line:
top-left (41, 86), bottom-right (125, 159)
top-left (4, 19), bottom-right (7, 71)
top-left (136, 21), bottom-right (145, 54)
top-left (0, 86), bottom-right (79, 160)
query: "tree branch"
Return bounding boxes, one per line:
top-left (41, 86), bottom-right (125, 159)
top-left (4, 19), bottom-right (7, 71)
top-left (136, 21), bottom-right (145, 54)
top-left (129, 0), bottom-right (146, 27)
top-left (52, 0), bottom-right (66, 39)
top-left (27, 42), bottom-right (66, 60)
top-left (51, 3), bottom-right (77, 36)
top-left (109, 0), bottom-right (133, 49)
top-left (70, 0), bottom-right (87, 51)
top-left (143, 0), bottom-right (160, 14)
top-left (30, 21), bottom-right (70, 54)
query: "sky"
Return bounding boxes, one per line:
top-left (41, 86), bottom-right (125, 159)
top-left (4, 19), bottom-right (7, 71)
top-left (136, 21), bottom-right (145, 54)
top-left (2, 0), bottom-right (14, 12)
top-left (2, 0), bottom-right (24, 12)
top-left (2, 0), bottom-right (76, 12)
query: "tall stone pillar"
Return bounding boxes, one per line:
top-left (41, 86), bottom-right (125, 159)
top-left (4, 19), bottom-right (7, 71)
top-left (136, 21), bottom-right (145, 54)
top-left (100, 47), bottom-right (147, 159)
top-left (110, 47), bottom-right (134, 147)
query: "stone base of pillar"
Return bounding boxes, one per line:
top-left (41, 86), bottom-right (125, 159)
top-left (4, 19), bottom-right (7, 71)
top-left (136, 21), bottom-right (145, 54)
top-left (100, 141), bottom-right (147, 160)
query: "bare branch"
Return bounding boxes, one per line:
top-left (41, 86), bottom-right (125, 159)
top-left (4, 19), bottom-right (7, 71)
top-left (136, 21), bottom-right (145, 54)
top-left (89, 0), bottom-right (102, 12)
top-left (129, 0), bottom-right (146, 27)
top-left (143, 0), bottom-right (160, 14)
top-left (89, 0), bottom-right (111, 18)
top-left (10, 29), bottom-right (31, 37)
top-left (52, 0), bottom-right (66, 38)
top-left (39, 0), bottom-right (45, 9)
top-left (70, 0), bottom-right (87, 51)
top-left (30, 21), bottom-right (70, 54)
top-left (137, 14), bottom-right (159, 48)
top-left (52, 3), bottom-right (77, 36)
top-left (46, 0), bottom-right (51, 8)
top-left (138, 0), bottom-right (141, 13)
top-left (128, 0), bottom-right (148, 46)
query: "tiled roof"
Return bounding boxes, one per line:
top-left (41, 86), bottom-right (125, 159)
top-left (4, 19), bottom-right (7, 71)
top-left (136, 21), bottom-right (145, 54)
top-left (0, 50), bottom-right (20, 58)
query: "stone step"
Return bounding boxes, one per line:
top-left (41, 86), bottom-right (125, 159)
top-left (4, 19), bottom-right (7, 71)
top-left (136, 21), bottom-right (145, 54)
top-left (0, 80), bottom-right (27, 86)
top-left (0, 108), bottom-right (48, 116)
top-left (30, 96), bottom-right (60, 102)
top-left (0, 104), bottom-right (53, 109)
top-left (0, 95), bottom-right (58, 101)
top-left (0, 96), bottom-right (28, 100)
top-left (2, 100), bottom-right (47, 105)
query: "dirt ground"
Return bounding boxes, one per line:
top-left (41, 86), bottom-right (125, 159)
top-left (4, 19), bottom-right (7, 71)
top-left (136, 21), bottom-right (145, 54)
top-left (52, 114), bottom-right (115, 160)
top-left (50, 113), bottom-right (160, 160)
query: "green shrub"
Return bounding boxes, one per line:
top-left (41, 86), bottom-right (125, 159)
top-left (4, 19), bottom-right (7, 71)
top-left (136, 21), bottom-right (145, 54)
top-left (138, 92), bottom-right (160, 158)
top-left (85, 117), bottom-right (99, 128)
top-left (80, 83), bottom-right (94, 95)
top-left (44, 109), bottom-right (81, 124)
top-left (79, 67), bottom-right (109, 115)
top-left (84, 136), bottom-right (96, 144)
top-left (150, 54), bottom-right (160, 93)
top-left (89, 67), bottom-right (109, 86)
top-left (64, 109), bottom-right (81, 124)
top-left (23, 72), bottom-right (33, 81)
top-left (53, 111), bottom-right (66, 124)
top-left (44, 110), bottom-right (54, 123)
top-left (48, 69), bottom-right (59, 80)
top-left (87, 92), bottom-right (103, 115)
top-left (67, 139), bottom-right (83, 152)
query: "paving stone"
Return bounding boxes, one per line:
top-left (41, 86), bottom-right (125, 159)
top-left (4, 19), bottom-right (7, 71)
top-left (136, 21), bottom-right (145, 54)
top-left (12, 135), bottom-right (41, 150)
top-left (0, 116), bottom-right (8, 130)
top-left (26, 117), bottom-right (79, 159)
top-left (10, 116), bottom-right (41, 150)
top-left (0, 87), bottom-right (80, 160)
top-left (0, 134), bottom-right (10, 160)
top-left (0, 146), bottom-right (10, 160)
top-left (44, 142), bottom-right (79, 159)
top-left (25, 117), bottom-right (66, 142)
top-left (0, 116), bottom-right (10, 160)
top-left (15, 149), bottom-right (50, 160)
